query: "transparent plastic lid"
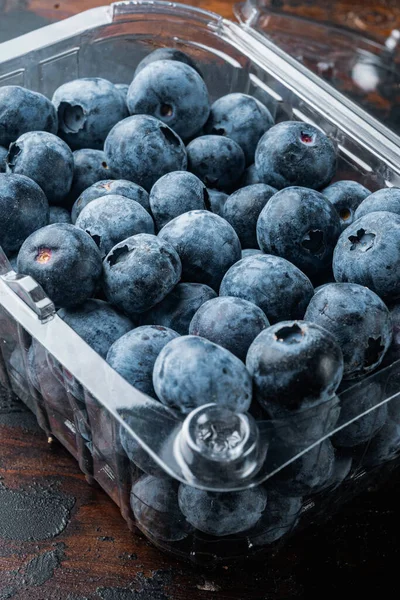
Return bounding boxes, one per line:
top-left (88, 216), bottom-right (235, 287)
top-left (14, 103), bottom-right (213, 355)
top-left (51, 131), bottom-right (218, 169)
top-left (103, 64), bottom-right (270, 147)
top-left (236, 0), bottom-right (400, 137)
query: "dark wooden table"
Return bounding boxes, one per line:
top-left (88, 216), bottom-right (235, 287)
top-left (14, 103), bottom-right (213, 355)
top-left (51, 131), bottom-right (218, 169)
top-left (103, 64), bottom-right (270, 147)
top-left (2, 1), bottom-right (400, 598)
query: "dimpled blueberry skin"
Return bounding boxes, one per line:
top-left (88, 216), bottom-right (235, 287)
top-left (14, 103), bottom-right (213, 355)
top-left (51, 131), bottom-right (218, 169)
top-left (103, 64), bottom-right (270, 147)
top-left (128, 60), bottom-right (210, 141)
top-left (189, 296), bottom-right (269, 361)
top-left (153, 335), bottom-right (252, 415)
top-left (354, 187), bottom-right (400, 220)
top-left (178, 484), bottom-right (267, 537)
top-left (69, 149), bottom-right (113, 205)
top-left (49, 206), bottom-right (71, 225)
top-left (141, 283), bottom-right (217, 335)
top-left (131, 475), bottom-right (190, 542)
top-left (187, 135), bottom-right (245, 192)
top-left (52, 78), bottom-right (128, 150)
top-left (322, 180), bottom-right (371, 230)
top-left (106, 325), bottom-right (179, 398)
top-left (242, 248), bottom-right (263, 259)
top-left (17, 224), bottom-right (102, 308)
top-left (255, 121), bottom-right (337, 190)
top-left (246, 321), bottom-right (343, 411)
top-left (72, 179), bottom-right (150, 223)
top-left (305, 283), bottom-right (392, 379)
top-left (158, 210), bottom-right (241, 291)
top-left (0, 146), bottom-right (7, 173)
top-left (0, 86), bottom-right (58, 147)
top-left (224, 184), bottom-right (276, 248)
top-left (6, 131), bottom-right (74, 205)
top-left (0, 173), bottom-right (49, 255)
top-left (240, 164), bottom-right (260, 187)
top-left (149, 171), bottom-right (208, 230)
top-left (134, 47), bottom-right (202, 78)
top-left (76, 194), bottom-right (154, 258)
top-left (207, 189), bottom-right (228, 217)
top-left (58, 299), bottom-right (134, 359)
top-left (257, 186), bottom-right (341, 280)
top-left (249, 489), bottom-right (302, 546)
top-left (220, 254), bottom-right (313, 324)
top-left (105, 115), bottom-right (187, 192)
top-left (204, 93), bottom-right (274, 165)
top-left (333, 211), bottom-right (400, 300)
top-left (103, 233), bottom-right (181, 316)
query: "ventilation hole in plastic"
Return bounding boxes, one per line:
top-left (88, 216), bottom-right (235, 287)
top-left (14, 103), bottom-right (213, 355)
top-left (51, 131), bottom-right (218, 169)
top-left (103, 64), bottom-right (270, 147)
top-left (275, 323), bottom-right (303, 344)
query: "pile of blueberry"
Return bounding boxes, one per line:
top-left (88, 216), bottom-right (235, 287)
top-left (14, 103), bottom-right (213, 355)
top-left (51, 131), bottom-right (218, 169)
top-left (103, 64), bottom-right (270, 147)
top-left (2, 45), bottom-right (400, 552)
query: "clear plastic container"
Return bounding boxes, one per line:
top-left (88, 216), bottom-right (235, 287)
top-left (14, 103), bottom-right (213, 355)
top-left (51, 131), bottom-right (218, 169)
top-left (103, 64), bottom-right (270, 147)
top-left (1, 0), bottom-right (400, 566)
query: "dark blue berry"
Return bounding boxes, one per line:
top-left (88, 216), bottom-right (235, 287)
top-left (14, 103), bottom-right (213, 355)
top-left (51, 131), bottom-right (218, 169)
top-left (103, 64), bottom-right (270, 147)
top-left (49, 206), bottom-right (71, 225)
top-left (187, 135), bottom-right (245, 191)
top-left (249, 489), bottom-right (302, 546)
top-left (134, 48), bottom-right (202, 78)
top-left (0, 146), bottom-right (7, 173)
top-left (207, 189), bottom-right (228, 216)
top-left (322, 180), bottom-right (370, 230)
top-left (354, 187), bottom-right (400, 220)
top-left (69, 149), bottom-right (113, 205)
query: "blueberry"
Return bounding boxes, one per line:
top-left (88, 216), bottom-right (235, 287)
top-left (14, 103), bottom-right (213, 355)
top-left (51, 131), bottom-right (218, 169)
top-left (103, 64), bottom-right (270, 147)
top-left (0, 173), bottom-right (49, 255)
top-left (255, 121), bottom-right (337, 190)
top-left (382, 302), bottom-right (400, 366)
top-left (354, 187), bottom-right (400, 220)
top-left (220, 254), bottom-right (314, 324)
top-left (52, 78), bottom-right (128, 150)
top-left (106, 325), bottom-right (179, 397)
top-left (6, 131), bottom-right (74, 206)
top-left (76, 194), bottom-right (154, 258)
top-left (141, 283), bottom-right (216, 335)
top-left (69, 149), bottom-right (113, 204)
top-left (153, 335), bottom-right (252, 415)
top-left (204, 93), bottom-right (274, 165)
top-left (322, 180), bottom-right (371, 230)
top-left (120, 425), bottom-right (168, 478)
top-left (223, 184), bottom-right (276, 248)
top-left (240, 164), bottom-right (260, 187)
top-left (207, 189), bottom-right (228, 217)
top-left (189, 296), bottom-right (269, 361)
top-left (104, 115), bottom-right (187, 192)
top-left (0, 86), bottom-right (57, 147)
top-left (128, 60), bottom-right (210, 141)
top-left (17, 224), bottom-right (102, 308)
top-left (27, 339), bottom-right (70, 413)
top-left (115, 83), bottom-right (129, 100)
top-left (249, 489), bottom-right (302, 546)
top-left (178, 484), bottom-right (267, 536)
top-left (241, 249), bottom-right (263, 259)
top-left (134, 47), bottom-right (202, 78)
top-left (72, 179), bottom-right (150, 224)
top-left (305, 283), bottom-right (392, 379)
top-left (158, 210), bottom-right (241, 291)
top-left (131, 475), bottom-right (190, 542)
top-left (150, 171), bottom-right (209, 230)
top-left (0, 146), bottom-right (7, 173)
top-left (246, 321), bottom-right (343, 412)
top-left (186, 135), bottom-right (245, 191)
top-left (362, 419), bottom-right (400, 467)
top-left (332, 211), bottom-right (400, 301)
top-left (103, 234), bottom-right (181, 315)
top-left (49, 206), bottom-right (71, 225)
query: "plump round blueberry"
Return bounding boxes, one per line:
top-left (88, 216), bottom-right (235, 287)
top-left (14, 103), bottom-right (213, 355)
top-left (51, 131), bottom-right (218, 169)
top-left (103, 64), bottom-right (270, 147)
top-left (257, 186), bottom-right (341, 280)
top-left (72, 179), bottom-right (150, 223)
top-left (17, 224), bottom-right (102, 308)
top-left (58, 299), bottom-right (134, 359)
top-left (187, 135), bottom-right (245, 191)
top-left (0, 174), bottom-right (49, 255)
top-left (153, 335), bottom-right (252, 415)
top-left (178, 484), bottom-right (267, 536)
top-left (141, 283), bottom-right (216, 335)
top-left (149, 171), bottom-right (208, 230)
top-left (333, 379), bottom-right (387, 448)
top-left (105, 115), bottom-right (187, 192)
top-left (255, 121), bottom-right (337, 190)
top-left (332, 211), bottom-right (400, 301)
top-left (362, 419), bottom-right (400, 467)
top-left (158, 210), bottom-right (241, 291)
top-left (241, 248), bottom-right (263, 259)
top-left (223, 184), bottom-right (276, 248)
top-left (103, 233), bottom-right (181, 316)
top-left (131, 475), bottom-right (190, 542)
top-left (69, 149), bottom-right (113, 204)
top-left (220, 254), bottom-right (314, 324)
top-left (207, 189), bottom-right (228, 216)
top-left (0, 86), bottom-right (58, 147)
top-left (322, 180), bottom-right (371, 230)
top-left (115, 83), bottom-right (129, 100)
top-left (76, 194), bottom-right (155, 258)
top-left (106, 325), bottom-right (179, 398)
top-left (128, 60), bottom-right (210, 141)
top-left (49, 206), bottom-right (71, 225)
top-left (354, 187), bottom-right (400, 220)
top-left (6, 131), bottom-right (74, 206)
top-left (134, 47), bottom-right (202, 78)
top-left (0, 146), bottom-right (8, 173)
top-left (249, 489), bottom-right (302, 546)
top-left (240, 164), bottom-right (260, 187)
top-left (120, 424), bottom-right (168, 479)
top-left (305, 283), bottom-right (392, 379)
top-left (52, 78), bottom-right (128, 150)
top-left (246, 320), bottom-right (343, 411)
top-left (189, 296), bottom-right (269, 362)
top-left (204, 93), bottom-right (274, 165)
